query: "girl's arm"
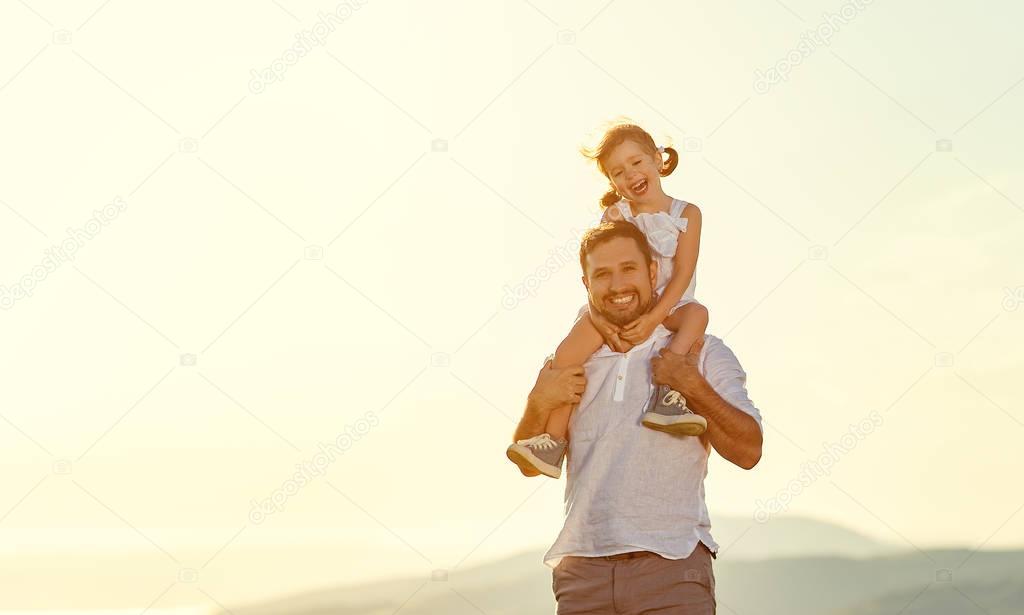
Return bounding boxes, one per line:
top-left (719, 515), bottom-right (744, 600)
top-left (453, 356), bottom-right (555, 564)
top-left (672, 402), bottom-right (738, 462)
top-left (587, 298), bottom-right (633, 353)
top-left (621, 204), bottom-right (702, 342)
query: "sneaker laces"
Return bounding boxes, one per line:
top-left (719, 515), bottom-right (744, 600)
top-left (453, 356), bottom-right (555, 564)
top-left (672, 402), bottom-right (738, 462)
top-left (516, 433), bottom-right (559, 449)
top-left (662, 389), bottom-right (686, 407)
top-left (662, 389), bottom-right (695, 414)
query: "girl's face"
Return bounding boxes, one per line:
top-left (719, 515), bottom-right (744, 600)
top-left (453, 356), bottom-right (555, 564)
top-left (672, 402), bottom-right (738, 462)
top-left (602, 139), bottom-right (663, 203)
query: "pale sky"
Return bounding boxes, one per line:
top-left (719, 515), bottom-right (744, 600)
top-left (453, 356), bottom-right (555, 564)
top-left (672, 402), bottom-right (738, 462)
top-left (1, 0), bottom-right (1022, 610)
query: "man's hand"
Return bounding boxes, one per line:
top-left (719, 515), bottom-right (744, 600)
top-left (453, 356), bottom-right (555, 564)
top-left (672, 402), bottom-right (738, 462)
top-left (529, 359), bottom-right (587, 412)
top-left (652, 335), bottom-right (764, 469)
top-left (651, 336), bottom-right (706, 397)
top-left (620, 312), bottom-right (660, 345)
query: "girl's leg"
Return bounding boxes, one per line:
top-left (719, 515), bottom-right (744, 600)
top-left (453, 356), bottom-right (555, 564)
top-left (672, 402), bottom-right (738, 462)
top-left (640, 302), bottom-right (710, 436)
top-left (663, 302), bottom-right (709, 356)
top-left (544, 314), bottom-right (605, 441)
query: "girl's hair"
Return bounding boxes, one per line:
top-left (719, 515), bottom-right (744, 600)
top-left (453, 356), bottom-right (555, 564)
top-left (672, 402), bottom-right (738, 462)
top-left (581, 123), bottom-right (679, 209)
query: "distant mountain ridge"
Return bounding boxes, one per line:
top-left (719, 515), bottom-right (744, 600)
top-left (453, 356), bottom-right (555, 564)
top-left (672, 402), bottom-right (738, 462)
top-left (710, 514), bottom-right (897, 560)
top-left (211, 548), bottom-right (1024, 615)
top-left (834, 577), bottom-right (1024, 614)
top-left (209, 517), bottom-right (1023, 615)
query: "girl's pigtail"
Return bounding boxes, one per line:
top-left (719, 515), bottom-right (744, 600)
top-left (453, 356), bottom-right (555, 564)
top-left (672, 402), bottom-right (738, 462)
top-left (600, 188), bottom-right (620, 209)
top-left (660, 146), bottom-right (679, 177)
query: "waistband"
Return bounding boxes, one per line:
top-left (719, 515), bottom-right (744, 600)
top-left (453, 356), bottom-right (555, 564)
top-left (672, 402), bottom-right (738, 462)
top-left (601, 550), bottom-right (658, 561)
top-left (596, 543), bottom-right (717, 561)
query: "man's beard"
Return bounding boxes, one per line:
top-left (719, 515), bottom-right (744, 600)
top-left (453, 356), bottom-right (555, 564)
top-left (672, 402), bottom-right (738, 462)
top-left (593, 290), bottom-right (657, 327)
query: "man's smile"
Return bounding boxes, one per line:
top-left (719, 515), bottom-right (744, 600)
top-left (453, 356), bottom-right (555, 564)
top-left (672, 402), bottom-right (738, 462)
top-left (606, 292), bottom-right (637, 308)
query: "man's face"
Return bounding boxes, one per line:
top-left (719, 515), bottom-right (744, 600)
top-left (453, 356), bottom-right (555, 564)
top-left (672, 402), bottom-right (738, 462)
top-left (582, 236), bottom-right (658, 327)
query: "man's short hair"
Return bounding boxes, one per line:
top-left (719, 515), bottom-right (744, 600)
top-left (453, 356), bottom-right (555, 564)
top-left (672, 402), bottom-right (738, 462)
top-left (578, 221), bottom-right (653, 277)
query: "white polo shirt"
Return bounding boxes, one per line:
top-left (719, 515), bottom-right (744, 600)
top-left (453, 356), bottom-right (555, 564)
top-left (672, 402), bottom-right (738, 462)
top-left (543, 328), bottom-right (763, 569)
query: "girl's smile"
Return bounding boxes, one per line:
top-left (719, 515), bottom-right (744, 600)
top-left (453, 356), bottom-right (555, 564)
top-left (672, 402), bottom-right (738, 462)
top-left (628, 177), bottom-right (648, 197)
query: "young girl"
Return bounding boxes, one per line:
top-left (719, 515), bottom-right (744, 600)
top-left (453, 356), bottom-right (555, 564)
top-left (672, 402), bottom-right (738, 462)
top-left (507, 123), bottom-right (710, 479)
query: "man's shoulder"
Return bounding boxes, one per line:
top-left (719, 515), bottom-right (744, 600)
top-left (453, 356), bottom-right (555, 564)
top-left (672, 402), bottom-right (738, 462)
top-left (700, 333), bottom-right (762, 432)
top-left (701, 334), bottom-right (746, 373)
top-left (701, 333), bottom-right (728, 355)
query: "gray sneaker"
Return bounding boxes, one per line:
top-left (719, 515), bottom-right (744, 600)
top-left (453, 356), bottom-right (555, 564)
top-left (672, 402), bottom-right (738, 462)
top-left (641, 384), bottom-right (707, 436)
top-left (506, 433), bottom-right (567, 479)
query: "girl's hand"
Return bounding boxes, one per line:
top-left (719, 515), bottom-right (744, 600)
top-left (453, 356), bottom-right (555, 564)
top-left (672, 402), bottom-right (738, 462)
top-left (588, 301), bottom-right (622, 346)
top-left (620, 312), bottom-right (660, 345)
top-left (605, 330), bottom-right (634, 354)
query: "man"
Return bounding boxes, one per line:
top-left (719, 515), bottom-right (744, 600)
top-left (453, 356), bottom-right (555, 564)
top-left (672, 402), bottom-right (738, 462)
top-left (512, 221), bottom-right (764, 614)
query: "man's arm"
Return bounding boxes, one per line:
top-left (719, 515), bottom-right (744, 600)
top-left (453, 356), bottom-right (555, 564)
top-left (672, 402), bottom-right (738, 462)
top-left (651, 338), bottom-right (763, 469)
top-left (687, 372), bottom-right (763, 469)
top-left (512, 359), bottom-right (586, 476)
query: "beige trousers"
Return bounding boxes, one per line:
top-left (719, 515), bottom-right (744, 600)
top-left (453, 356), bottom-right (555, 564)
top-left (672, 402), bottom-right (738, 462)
top-left (552, 543), bottom-right (716, 614)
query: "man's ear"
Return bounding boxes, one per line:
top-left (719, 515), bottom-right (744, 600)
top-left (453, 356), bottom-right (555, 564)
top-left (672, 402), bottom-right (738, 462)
top-left (581, 273), bottom-right (589, 291)
top-left (648, 260), bottom-right (658, 289)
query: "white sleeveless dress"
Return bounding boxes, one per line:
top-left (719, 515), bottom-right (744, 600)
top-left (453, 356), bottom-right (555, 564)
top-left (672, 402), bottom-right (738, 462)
top-left (577, 198), bottom-right (697, 319)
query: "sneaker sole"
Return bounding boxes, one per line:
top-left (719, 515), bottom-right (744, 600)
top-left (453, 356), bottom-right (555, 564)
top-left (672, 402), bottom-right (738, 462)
top-left (506, 444), bottom-right (561, 479)
top-left (641, 413), bottom-right (707, 436)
